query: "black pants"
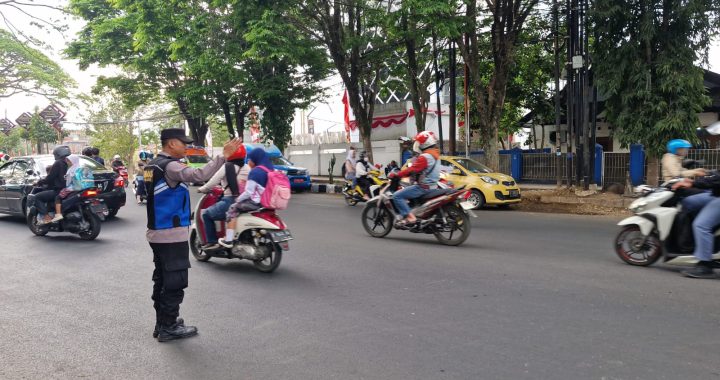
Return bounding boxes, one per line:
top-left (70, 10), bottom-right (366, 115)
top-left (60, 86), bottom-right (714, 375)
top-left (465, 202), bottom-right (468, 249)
top-left (357, 176), bottom-right (371, 197)
top-left (35, 189), bottom-right (57, 215)
top-left (150, 242), bottom-right (191, 326)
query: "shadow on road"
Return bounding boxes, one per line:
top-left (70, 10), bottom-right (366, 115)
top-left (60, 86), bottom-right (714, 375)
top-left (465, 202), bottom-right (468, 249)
top-left (0, 215), bottom-right (26, 224)
top-left (197, 261), bottom-right (316, 285)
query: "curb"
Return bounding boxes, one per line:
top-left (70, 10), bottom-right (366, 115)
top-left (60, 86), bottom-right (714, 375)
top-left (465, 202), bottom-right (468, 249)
top-left (310, 183), bottom-right (343, 194)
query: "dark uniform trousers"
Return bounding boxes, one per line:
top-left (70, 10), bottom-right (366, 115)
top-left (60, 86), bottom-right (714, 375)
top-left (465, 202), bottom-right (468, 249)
top-left (150, 242), bottom-right (191, 326)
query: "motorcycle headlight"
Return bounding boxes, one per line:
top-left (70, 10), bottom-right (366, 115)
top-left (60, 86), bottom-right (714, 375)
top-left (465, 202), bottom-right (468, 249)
top-left (480, 176), bottom-right (499, 185)
top-left (629, 199), bottom-right (647, 212)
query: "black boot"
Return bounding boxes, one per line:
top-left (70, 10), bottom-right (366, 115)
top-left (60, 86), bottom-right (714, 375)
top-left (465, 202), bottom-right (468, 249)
top-left (682, 261), bottom-right (717, 279)
top-left (157, 320), bottom-right (198, 342)
top-left (153, 317), bottom-right (184, 338)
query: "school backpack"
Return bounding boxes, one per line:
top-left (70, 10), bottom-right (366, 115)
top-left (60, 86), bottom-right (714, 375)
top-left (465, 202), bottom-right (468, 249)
top-left (257, 166), bottom-right (291, 210)
top-left (72, 166), bottom-right (95, 190)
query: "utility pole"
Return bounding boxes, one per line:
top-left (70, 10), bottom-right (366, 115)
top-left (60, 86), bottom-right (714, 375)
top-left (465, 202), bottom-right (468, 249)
top-left (432, 32), bottom-right (444, 154)
top-left (464, 33), bottom-right (470, 158)
top-left (554, 0), bottom-right (562, 187)
top-left (449, 41), bottom-right (457, 155)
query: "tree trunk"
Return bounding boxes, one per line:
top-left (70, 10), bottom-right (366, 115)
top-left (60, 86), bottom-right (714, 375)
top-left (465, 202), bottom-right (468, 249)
top-left (233, 102), bottom-right (247, 138)
top-left (176, 98), bottom-right (208, 146)
top-left (646, 155), bottom-right (659, 186)
top-left (219, 97), bottom-right (234, 138)
top-left (532, 126), bottom-right (538, 150)
top-left (403, 18), bottom-right (425, 133)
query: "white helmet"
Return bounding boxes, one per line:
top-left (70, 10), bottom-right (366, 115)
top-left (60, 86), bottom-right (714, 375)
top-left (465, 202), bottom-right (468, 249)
top-left (412, 131), bottom-right (438, 153)
top-left (113, 154), bottom-right (121, 160)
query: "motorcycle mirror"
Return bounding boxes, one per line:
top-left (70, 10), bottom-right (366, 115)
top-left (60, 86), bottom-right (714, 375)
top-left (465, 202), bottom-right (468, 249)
top-left (707, 121), bottom-right (720, 136)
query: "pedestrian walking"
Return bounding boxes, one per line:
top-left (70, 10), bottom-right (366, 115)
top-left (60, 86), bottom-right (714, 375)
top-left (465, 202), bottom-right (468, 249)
top-left (143, 128), bottom-right (242, 342)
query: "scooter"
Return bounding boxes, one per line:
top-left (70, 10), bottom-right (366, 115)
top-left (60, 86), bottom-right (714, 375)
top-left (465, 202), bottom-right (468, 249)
top-left (342, 168), bottom-right (387, 206)
top-left (26, 186), bottom-right (108, 240)
top-left (614, 179), bottom-right (720, 266)
top-left (113, 165), bottom-right (129, 188)
top-left (361, 177), bottom-right (475, 246)
top-left (188, 187), bottom-right (292, 273)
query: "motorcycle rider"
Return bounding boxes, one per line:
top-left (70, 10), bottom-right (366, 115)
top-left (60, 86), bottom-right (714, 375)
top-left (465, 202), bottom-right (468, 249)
top-left (35, 146), bottom-right (72, 224)
top-left (355, 151), bottom-right (372, 200)
top-left (388, 131), bottom-right (441, 224)
top-left (198, 144), bottom-right (250, 251)
top-left (82, 146), bottom-right (93, 158)
top-left (143, 128), bottom-right (242, 341)
top-left (219, 147), bottom-right (274, 248)
top-left (662, 139), bottom-right (706, 182)
top-left (91, 147), bottom-right (104, 165)
top-left (111, 154), bottom-right (125, 169)
top-left (343, 146), bottom-right (357, 185)
top-left (135, 152), bottom-right (150, 204)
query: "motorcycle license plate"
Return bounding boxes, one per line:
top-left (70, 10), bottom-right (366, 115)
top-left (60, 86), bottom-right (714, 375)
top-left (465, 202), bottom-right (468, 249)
top-left (90, 203), bottom-right (108, 216)
top-left (509, 190), bottom-right (519, 198)
top-left (460, 201), bottom-right (475, 210)
top-left (293, 179), bottom-right (305, 183)
top-left (269, 230), bottom-right (293, 243)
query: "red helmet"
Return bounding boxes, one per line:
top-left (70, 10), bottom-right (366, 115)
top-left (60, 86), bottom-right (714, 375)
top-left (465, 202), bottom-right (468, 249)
top-left (413, 131), bottom-right (438, 152)
top-left (228, 144), bottom-right (247, 161)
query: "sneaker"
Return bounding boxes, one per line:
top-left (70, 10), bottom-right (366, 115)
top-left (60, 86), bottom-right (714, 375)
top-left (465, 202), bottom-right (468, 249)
top-left (157, 320), bottom-right (198, 342)
top-left (682, 261), bottom-right (717, 279)
top-left (218, 239), bottom-right (234, 249)
top-left (201, 243), bottom-right (221, 251)
top-left (154, 318), bottom-right (184, 338)
top-left (51, 214), bottom-right (64, 223)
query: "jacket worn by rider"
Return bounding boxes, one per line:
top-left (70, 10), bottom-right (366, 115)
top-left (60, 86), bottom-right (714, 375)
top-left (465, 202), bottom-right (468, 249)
top-left (693, 173), bottom-right (720, 197)
top-left (144, 152), bottom-right (226, 243)
top-left (396, 149), bottom-right (441, 189)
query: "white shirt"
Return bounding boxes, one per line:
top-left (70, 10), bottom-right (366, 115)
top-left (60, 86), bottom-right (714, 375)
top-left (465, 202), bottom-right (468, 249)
top-left (356, 161), bottom-right (369, 176)
top-left (199, 164), bottom-right (250, 196)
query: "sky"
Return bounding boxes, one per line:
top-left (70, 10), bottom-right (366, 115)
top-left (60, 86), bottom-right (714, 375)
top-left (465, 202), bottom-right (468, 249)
top-left (2, 1), bottom-right (720, 136)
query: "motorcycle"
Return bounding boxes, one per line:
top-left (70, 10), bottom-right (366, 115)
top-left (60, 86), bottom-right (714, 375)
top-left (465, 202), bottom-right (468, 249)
top-left (188, 187), bottom-right (292, 273)
top-left (342, 168), bottom-right (387, 206)
top-left (361, 177), bottom-right (475, 246)
top-left (113, 165), bottom-right (129, 188)
top-left (614, 178), bottom-right (720, 266)
top-left (26, 186), bottom-right (108, 240)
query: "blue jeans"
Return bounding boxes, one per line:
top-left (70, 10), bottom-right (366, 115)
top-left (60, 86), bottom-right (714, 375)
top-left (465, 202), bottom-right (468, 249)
top-left (682, 191), bottom-right (713, 213)
top-left (392, 185), bottom-right (431, 217)
top-left (202, 196), bottom-right (233, 243)
top-left (692, 196), bottom-right (720, 261)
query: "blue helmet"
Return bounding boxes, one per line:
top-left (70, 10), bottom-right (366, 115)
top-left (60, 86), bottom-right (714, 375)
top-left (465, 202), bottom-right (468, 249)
top-left (667, 139), bottom-right (692, 154)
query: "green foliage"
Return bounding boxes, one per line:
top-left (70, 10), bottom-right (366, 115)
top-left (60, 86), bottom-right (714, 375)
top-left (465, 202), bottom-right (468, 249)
top-left (27, 112), bottom-right (60, 153)
top-left (86, 96), bottom-right (137, 164)
top-left (0, 29), bottom-right (75, 102)
top-left (593, 0), bottom-right (720, 157)
top-left (0, 128), bottom-right (25, 155)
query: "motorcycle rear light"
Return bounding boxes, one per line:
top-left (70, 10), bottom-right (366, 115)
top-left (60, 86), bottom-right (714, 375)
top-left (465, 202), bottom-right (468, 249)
top-left (114, 176), bottom-right (124, 188)
top-left (81, 189), bottom-right (99, 198)
top-left (463, 190), bottom-right (471, 200)
top-left (253, 210), bottom-right (287, 229)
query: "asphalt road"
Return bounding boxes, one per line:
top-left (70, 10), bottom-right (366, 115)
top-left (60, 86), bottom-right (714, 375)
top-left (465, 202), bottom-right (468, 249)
top-left (1, 192), bottom-right (719, 379)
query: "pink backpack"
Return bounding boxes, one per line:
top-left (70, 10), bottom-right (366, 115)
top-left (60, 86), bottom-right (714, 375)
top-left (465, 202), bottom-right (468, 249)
top-left (258, 166), bottom-right (291, 210)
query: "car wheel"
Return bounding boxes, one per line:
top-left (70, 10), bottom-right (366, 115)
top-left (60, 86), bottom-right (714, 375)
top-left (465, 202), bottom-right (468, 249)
top-left (467, 190), bottom-right (485, 210)
top-left (107, 208), bottom-right (118, 218)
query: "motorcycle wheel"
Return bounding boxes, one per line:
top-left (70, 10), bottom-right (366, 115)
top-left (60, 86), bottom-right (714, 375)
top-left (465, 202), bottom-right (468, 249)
top-left (26, 209), bottom-right (49, 236)
top-left (253, 243), bottom-right (282, 273)
top-left (614, 225), bottom-right (662, 266)
top-left (78, 212), bottom-right (102, 241)
top-left (361, 202), bottom-right (393, 238)
top-left (189, 230), bottom-right (212, 262)
top-left (345, 196), bottom-right (358, 206)
top-left (434, 205), bottom-right (471, 246)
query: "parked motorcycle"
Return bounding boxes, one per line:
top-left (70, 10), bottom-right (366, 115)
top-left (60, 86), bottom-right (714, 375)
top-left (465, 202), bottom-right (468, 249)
top-left (361, 177), bottom-right (475, 246)
top-left (342, 168), bottom-right (387, 206)
top-left (26, 186), bottom-right (108, 240)
top-left (189, 187), bottom-right (292, 273)
top-left (614, 178), bottom-right (720, 266)
top-left (113, 165), bottom-right (129, 188)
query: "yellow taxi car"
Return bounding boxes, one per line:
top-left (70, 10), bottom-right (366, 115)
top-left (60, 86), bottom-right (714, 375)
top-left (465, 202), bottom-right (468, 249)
top-left (438, 156), bottom-right (521, 209)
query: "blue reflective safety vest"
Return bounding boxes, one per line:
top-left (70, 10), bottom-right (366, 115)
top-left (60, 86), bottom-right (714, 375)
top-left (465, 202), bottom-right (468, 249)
top-left (143, 155), bottom-right (191, 230)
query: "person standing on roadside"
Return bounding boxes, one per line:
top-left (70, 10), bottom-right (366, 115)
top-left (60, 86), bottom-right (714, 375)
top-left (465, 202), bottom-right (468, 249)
top-left (144, 128), bottom-right (242, 342)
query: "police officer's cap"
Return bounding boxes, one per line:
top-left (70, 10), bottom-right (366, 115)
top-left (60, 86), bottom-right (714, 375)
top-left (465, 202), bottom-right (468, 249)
top-left (161, 129), bottom-right (193, 144)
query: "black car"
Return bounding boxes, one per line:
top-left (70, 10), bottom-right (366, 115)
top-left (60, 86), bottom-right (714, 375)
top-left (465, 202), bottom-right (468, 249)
top-left (0, 155), bottom-right (126, 217)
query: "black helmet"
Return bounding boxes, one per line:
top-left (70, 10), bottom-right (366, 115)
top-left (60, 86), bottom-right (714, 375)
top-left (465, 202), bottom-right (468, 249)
top-left (53, 145), bottom-right (71, 161)
top-left (91, 147), bottom-right (100, 155)
top-left (82, 147), bottom-right (93, 156)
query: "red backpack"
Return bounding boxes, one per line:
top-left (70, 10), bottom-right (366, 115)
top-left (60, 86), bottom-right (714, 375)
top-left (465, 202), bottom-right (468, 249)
top-left (257, 166), bottom-right (291, 210)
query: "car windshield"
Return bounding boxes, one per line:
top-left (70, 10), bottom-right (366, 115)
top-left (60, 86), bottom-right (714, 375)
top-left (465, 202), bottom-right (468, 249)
top-left (454, 158), bottom-right (493, 174)
top-left (186, 155), bottom-right (210, 164)
top-left (270, 156), bottom-right (291, 166)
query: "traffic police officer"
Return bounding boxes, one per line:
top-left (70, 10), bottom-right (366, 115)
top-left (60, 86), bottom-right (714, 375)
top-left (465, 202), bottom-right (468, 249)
top-left (144, 128), bottom-right (242, 342)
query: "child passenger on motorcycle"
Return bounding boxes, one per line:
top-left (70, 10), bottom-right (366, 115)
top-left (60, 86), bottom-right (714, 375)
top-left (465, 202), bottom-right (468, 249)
top-left (218, 147), bottom-right (274, 248)
top-left (388, 131), bottom-right (441, 225)
top-left (197, 145), bottom-right (249, 250)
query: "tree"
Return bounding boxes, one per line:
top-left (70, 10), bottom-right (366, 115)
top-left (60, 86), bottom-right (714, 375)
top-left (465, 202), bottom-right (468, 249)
top-left (86, 96), bottom-right (137, 164)
top-left (594, 0), bottom-right (720, 184)
top-left (0, 128), bottom-right (25, 155)
top-left (26, 111), bottom-right (60, 154)
top-left (454, 0), bottom-right (540, 170)
top-left (288, 0), bottom-right (393, 161)
top-left (0, 29), bottom-right (74, 102)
